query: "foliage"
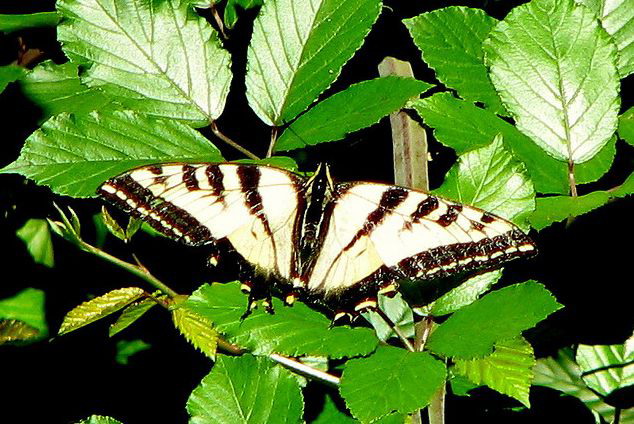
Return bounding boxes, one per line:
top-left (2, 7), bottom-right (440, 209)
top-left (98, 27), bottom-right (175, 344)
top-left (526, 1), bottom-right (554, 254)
top-left (1, 0), bottom-right (632, 422)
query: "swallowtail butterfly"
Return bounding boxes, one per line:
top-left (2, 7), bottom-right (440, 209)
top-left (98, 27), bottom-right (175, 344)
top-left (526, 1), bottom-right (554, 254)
top-left (98, 163), bottom-right (535, 321)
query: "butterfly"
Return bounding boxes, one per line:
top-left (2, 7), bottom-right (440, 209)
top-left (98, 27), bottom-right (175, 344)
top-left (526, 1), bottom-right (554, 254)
top-left (98, 162), bottom-right (535, 322)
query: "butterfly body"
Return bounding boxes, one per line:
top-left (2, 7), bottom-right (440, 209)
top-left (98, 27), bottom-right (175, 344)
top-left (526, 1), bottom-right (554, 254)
top-left (98, 162), bottom-right (536, 318)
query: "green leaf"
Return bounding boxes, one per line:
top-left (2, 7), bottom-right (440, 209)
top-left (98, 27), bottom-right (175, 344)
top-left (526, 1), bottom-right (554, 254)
top-left (233, 156), bottom-right (299, 172)
top-left (245, 0), bottom-right (381, 126)
top-left (427, 281), bottom-right (562, 359)
top-left (529, 191), bottom-right (611, 230)
top-left (434, 134), bottom-right (535, 228)
top-left (403, 7), bottom-right (504, 114)
top-left (57, 0), bottom-right (232, 126)
top-left (0, 110), bottom-right (224, 198)
top-left (410, 93), bottom-right (615, 193)
top-left (0, 65), bottom-right (27, 93)
top-left (19, 61), bottom-right (114, 123)
top-left (454, 337), bottom-right (535, 407)
top-left (0, 288), bottom-right (47, 336)
top-left (224, 0), bottom-right (263, 29)
top-left (340, 346), bottom-right (446, 423)
top-left (312, 394), bottom-right (357, 424)
top-left (533, 348), bottom-right (634, 424)
top-left (576, 343), bottom-right (634, 396)
top-left (58, 287), bottom-right (145, 335)
top-left (449, 374), bottom-right (480, 396)
top-left (185, 282), bottom-right (378, 358)
top-left (187, 355), bottom-right (304, 424)
top-left (619, 107), bottom-right (634, 146)
top-left (115, 339), bottom-right (151, 365)
top-left (275, 76), bottom-right (432, 151)
top-left (16, 218), bottom-right (55, 268)
top-left (362, 293), bottom-right (415, 342)
top-left (109, 297), bottom-right (157, 337)
top-left (428, 270), bottom-right (502, 317)
top-left (577, 0), bottom-right (634, 77)
top-left (0, 12), bottom-right (60, 33)
top-left (172, 306), bottom-right (218, 359)
top-left (0, 320), bottom-right (42, 345)
top-left (613, 171), bottom-right (634, 198)
top-left (76, 415), bottom-right (124, 424)
top-left (483, 0), bottom-right (620, 164)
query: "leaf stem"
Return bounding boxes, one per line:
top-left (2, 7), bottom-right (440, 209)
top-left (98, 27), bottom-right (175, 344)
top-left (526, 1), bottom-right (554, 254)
top-left (210, 121), bottom-right (261, 160)
top-left (77, 240), bottom-right (180, 299)
top-left (209, 3), bottom-right (228, 40)
top-left (269, 353), bottom-right (341, 386)
top-left (374, 307), bottom-right (415, 352)
top-left (267, 126), bottom-right (279, 158)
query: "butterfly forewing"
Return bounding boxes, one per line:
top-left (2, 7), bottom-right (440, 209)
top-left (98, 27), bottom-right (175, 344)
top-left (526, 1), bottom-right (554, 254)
top-left (306, 182), bottom-right (535, 296)
top-left (98, 163), bottom-right (302, 280)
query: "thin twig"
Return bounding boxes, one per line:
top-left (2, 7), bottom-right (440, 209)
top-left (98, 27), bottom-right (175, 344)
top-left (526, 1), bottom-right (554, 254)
top-left (267, 126), bottom-right (279, 158)
top-left (374, 308), bottom-right (415, 352)
top-left (565, 159), bottom-right (578, 227)
top-left (269, 353), bottom-right (341, 386)
top-left (210, 121), bottom-right (261, 160)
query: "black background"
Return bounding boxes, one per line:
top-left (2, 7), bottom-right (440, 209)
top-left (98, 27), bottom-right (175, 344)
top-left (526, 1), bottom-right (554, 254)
top-left (1, 0), bottom-right (632, 423)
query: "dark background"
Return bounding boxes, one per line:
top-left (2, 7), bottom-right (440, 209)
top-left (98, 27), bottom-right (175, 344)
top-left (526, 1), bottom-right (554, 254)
top-left (1, 0), bottom-right (632, 422)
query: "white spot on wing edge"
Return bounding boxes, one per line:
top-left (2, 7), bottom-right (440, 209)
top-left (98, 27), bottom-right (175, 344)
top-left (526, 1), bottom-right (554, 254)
top-left (101, 184), bottom-right (116, 194)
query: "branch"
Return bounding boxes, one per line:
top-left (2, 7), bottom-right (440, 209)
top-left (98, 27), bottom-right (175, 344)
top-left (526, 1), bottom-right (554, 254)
top-left (269, 353), bottom-right (341, 386)
top-left (210, 121), bottom-right (261, 160)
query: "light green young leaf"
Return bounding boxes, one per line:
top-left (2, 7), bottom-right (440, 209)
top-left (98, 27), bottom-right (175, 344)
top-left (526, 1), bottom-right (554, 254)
top-left (0, 110), bottom-right (224, 198)
top-left (434, 135), bottom-right (535, 228)
top-left (428, 270), bottom-right (502, 317)
top-left (245, 0), bottom-right (381, 126)
top-left (100, 206), bottom-right (127, 242)
top-left (409, 94), bottom-right (616, 194)
top-left (0, 65), bottom-right (27, 93)
top-left (187, 355), bottom-right (304, 424)
top-left (172, 306), bottom-right (218, 359)
top-left (16, 218), bottom-right (55, 268)
top-left (76, 415), bottom-right (124, 424)
top-left (0, 288), bottom-right (47, 336)
top-left (533, 348), bottom-right (634, 424)
top-left (57, 0), bottom-right (232, 126)
top-left (109, 297), bottom-right (157, 337)
top-left (0, 320), bottom-right (42, 345)
top-left (427, 281), bottom-right (562, 359)
top-left (484, 0), bottom-right (620, 164)
top-left (529, 191), bottom-right (611, 230)
top-left (224, 0), bottom-right (263, 29)
top-left (58, 287), bottom-right (145, 335)
top-left (0, 12), bottom-right (59, 33)
top-left (576, 343), bottom-right (634, 396)
top-left (454, 337), bottom-right (535, 407)
top-left (403, 6), bottom-right (504, 114)
top-left (185, 282), bottom-right (378, 358)
top-left (275, 76), bottom-right (432, 151)
top-left (362, 292), bottom-right (415, 342)
top-left (19, 61), bottom-right (114, 123)
top-left (619, 107), bottom-right (634, 146)
top-left (576, 0), bottom-right (634, 77)
top-left (115, 339), bottom-right (151, 365)
top-left (340, 346), bottom-right (446, 423)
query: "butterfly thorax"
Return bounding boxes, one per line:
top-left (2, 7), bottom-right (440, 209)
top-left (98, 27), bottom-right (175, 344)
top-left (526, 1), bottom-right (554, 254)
top-left (296, 164), bottom-right (335, 278)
